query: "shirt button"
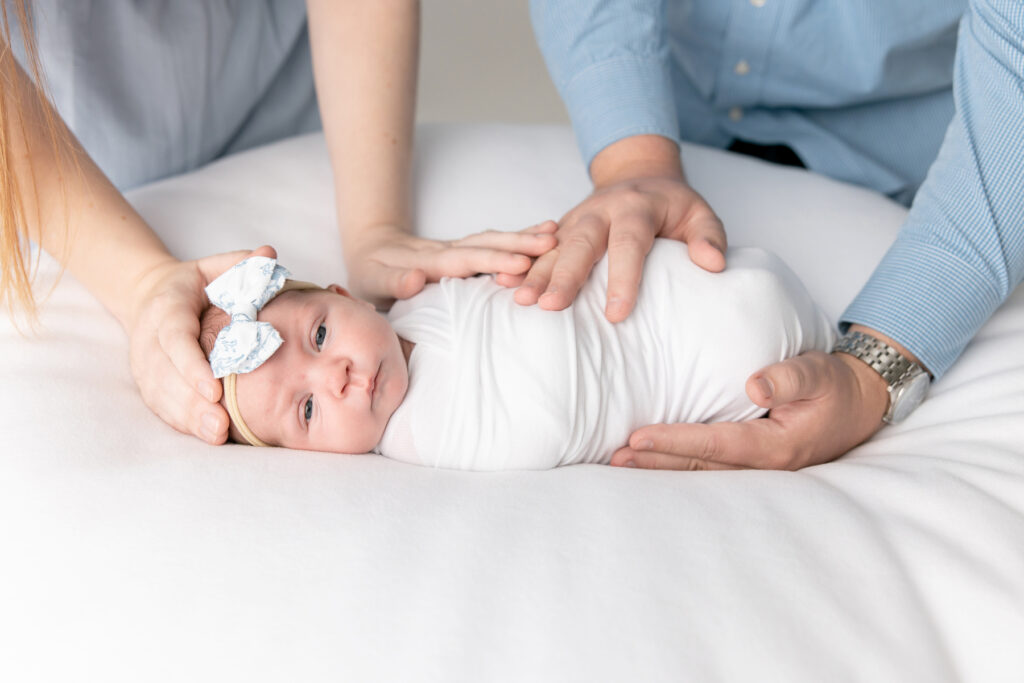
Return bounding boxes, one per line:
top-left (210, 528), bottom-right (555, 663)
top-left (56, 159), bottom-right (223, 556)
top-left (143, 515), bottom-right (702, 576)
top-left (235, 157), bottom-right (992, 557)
top-left (750, 0), bottom-right (766, 6)
top-left (729, 107), bottom-right (744, 121)
top-left (734, 60), bottom-right (750, 76)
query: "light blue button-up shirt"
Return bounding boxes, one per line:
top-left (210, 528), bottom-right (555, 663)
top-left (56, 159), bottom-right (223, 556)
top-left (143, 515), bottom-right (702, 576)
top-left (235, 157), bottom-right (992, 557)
top-left (532, 0), bottom-right (1024, 379)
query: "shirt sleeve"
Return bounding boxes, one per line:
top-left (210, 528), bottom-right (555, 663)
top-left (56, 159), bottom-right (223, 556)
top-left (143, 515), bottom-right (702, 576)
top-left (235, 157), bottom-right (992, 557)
top-left (840, 0), bottom-right (1024, 379)
top-left (529, 0), bottom-right (680, 170)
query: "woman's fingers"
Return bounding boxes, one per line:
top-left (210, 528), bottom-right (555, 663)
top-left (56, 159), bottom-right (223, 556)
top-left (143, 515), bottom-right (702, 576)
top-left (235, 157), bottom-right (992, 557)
top-left (419, 246), bottom-right (533, 280)
top-left (453, 227), bottom-right (557, 256)
top-left (195, 245), bottom-right (277, 283)
top-left (132, 322), bottom-right (228, 444)
top-left (494, 272), bottom-right (528, 288)
top-left (160, 323), bottom-right (221, 404)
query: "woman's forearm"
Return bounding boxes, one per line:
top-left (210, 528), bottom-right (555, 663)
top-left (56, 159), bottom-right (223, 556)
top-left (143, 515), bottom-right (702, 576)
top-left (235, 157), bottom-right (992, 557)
top-left (2, 44), bottom-right (174, 329)
top-left (306, 0), bottom-right (419, 255)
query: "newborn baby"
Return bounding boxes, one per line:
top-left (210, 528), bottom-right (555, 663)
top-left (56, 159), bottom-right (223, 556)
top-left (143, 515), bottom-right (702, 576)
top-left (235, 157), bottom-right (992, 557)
top-left (200, 240), bottom-right (835, 470)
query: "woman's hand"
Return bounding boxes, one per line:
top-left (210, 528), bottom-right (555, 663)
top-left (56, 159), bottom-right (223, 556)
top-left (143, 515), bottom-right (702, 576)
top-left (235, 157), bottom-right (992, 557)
top-left (344, 222), bottom-right (558, 306)
top-left (126, 246), bottom-right (276, 444)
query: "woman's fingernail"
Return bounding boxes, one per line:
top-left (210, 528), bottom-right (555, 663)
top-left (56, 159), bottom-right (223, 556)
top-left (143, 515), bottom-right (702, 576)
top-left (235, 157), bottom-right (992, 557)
top-left (200, 381), bottom-right (218, 402)
top-left (624, 460), bottom-right (637, 468)
top-left (202, 412), bottom-right (220, 435)
top-left (756, 377), bottom-right (774, 399)
top-left (636, 439), bottom-right (653, 451)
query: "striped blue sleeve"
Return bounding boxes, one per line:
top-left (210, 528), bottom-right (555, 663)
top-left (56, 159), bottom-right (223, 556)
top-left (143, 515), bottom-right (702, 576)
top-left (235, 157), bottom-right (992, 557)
top-left (529, 0), bottom-right (679, 171)
top-left (841, 0), bottom-right (1024, 379)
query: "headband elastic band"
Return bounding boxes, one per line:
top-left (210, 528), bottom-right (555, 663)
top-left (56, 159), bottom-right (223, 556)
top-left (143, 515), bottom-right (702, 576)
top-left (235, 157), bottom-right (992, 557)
top-left (221, 278), bottom-right (323, 446)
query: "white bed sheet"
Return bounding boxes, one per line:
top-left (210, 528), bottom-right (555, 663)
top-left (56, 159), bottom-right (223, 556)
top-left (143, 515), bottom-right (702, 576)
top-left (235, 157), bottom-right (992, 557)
top-left (2, 124), bottom-right (1023, 682)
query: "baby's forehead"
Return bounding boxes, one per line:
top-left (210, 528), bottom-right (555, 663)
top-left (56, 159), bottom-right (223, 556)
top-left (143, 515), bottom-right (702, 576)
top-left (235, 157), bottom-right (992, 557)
top-left (265, 287), bottom-right (325, 312)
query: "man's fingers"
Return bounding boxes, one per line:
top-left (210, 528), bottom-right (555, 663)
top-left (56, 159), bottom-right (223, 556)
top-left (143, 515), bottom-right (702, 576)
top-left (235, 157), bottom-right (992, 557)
top-left (627, 420), bottom-right (789, 469)
top-left (604, 216), bottom-right (655, 322)
top-left (746, 351), bottom-right (833, 409)
top-left (678, 210), bottom-right (727, 272)
top-left (514, 249), bottom-right (558, 306)
top-left (539, 215), bottom-right (608, 311)
top-left (610, 446), bottom-right (743, 470)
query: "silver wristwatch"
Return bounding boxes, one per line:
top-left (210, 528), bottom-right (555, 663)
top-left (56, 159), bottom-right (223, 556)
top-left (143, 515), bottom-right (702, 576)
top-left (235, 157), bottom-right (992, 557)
top-left (833, 331), bottom-right (930, 424)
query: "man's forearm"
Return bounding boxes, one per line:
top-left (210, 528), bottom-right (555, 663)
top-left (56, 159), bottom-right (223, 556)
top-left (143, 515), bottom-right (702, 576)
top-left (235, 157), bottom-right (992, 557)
top-left (840, 0), bottom-right (1024, 380)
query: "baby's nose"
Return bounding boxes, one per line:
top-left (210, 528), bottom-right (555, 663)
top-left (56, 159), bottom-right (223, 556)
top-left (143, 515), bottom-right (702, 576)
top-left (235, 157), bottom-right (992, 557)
top-left (323, 360), bottom-right (350, 397)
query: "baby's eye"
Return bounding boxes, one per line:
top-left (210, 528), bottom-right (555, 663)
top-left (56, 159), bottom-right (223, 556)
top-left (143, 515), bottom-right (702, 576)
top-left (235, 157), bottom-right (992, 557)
top-left (315, 324), bottom-right (327, 350)
top-left (304, 397), bottom-right (314, 424)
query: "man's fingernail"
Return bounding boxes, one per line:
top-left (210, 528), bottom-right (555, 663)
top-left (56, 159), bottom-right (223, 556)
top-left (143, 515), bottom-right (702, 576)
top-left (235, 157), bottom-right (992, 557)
top-left (636, 439), bottom-right (653, 451)
top-left (756, 377), bottom-right (774, 399)
top-left (200, 381), bottom-right (218, 402)
top-left (624, 460), bottom-right (637, 468)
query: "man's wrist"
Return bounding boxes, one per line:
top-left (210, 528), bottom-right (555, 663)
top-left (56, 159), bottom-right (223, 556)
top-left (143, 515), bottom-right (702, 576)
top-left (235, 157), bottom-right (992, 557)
top-left (833, 324), bottom-right (933, 425)
top-left (833, 349), bottom-right (890, 423)
top-left (589, 134), bottom-right (684, 188)
top-left (844, 324), bottom-right (930, 375)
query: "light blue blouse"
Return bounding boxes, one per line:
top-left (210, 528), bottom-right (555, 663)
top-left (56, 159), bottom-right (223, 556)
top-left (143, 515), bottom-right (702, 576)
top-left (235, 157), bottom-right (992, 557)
top-left (15, 1), bottom-right (319, 190)
top-left (532, 0), bottom-right (1024, 379)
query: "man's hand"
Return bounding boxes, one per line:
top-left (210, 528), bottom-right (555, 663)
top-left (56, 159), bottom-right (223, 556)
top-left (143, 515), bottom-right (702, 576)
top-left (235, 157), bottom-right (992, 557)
top-left (610, 340), bottom-right (895, 471)
top-left (127, 246), bottom-right (276, 445)
top-left (513, 135), bottom-right (727, 323)
top-left (345, 222), bottom-right (557, 308)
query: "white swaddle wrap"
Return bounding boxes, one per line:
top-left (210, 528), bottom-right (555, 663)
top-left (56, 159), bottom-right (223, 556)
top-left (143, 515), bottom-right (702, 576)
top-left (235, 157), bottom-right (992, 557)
top-left (377, 240), bottom-right (836, 470)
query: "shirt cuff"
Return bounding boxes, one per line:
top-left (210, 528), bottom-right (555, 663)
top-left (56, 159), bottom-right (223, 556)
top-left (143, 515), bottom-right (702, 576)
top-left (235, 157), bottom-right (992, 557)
top-left (840, 236), bottom-right (1004, 380)
top-left (561, 55), bottom-right (681, 171)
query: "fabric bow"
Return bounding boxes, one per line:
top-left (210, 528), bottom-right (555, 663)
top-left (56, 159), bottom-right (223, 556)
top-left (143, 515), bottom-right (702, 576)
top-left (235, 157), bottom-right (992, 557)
top-left (205, 256), bottom-right (291, 378)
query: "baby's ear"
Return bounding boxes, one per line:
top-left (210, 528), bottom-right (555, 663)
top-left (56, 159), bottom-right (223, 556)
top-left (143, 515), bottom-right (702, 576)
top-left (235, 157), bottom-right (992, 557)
top-left (327, 283), bottom-right (375, 310)
top-left (326, 284), bottom-right (351, 298)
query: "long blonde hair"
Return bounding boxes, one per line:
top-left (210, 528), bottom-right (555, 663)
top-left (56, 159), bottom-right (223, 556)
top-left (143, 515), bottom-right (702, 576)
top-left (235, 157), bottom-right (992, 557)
top-left (0, 0), bottom-right (72, 327)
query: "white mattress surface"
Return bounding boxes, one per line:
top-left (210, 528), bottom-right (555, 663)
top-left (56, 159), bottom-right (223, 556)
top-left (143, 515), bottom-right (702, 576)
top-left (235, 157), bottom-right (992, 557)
top-left (2, 125), bottom-right (1023, 682)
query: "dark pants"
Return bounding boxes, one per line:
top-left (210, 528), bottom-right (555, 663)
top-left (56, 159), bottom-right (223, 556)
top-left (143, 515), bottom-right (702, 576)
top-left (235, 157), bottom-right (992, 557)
top-left (727, 139), bottom-right (805, 168)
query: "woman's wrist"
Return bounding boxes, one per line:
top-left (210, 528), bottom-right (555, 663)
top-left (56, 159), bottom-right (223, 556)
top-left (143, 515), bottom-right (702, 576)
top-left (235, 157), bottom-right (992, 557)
top-left (342, 220), bottom-right (412, 257)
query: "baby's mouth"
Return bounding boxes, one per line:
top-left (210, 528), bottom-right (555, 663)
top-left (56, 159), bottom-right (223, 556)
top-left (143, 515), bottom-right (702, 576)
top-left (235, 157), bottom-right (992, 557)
top-left (368, 362), bottom-right (380, 400)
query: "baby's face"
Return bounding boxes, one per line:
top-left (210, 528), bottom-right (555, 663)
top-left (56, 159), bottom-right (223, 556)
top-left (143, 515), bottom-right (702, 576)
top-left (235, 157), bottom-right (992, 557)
top-left (234, 286), bottom-right (409, 453)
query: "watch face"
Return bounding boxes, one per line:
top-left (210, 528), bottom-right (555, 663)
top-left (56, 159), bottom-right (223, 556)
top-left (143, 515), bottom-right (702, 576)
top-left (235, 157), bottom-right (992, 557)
top-left (889, 372), bottom-right (930, 424)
